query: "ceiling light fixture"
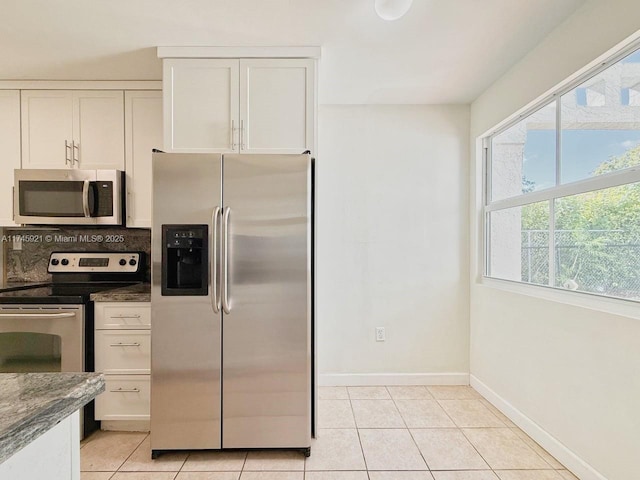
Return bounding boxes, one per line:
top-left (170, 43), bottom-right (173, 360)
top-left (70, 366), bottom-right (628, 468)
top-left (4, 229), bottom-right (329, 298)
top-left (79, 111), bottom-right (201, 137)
top-left (375, 0), bottom-right (414, 21)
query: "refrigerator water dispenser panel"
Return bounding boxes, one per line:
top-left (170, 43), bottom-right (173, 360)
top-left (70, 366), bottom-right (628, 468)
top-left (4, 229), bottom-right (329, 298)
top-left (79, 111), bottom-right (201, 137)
top-left (162, 224), bottom-right (208, 296)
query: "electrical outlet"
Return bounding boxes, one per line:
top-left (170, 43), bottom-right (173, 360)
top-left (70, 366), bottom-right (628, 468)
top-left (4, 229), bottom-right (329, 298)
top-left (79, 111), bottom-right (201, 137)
top-left (375, 327), bottom-right (385, 342)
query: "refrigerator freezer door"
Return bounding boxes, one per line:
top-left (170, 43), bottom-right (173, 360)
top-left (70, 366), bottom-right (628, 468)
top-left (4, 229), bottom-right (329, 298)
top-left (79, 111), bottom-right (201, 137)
top-left (151, 153), bottom-right (223, 450)
top-left (222, 154), bottom-right (312, 448)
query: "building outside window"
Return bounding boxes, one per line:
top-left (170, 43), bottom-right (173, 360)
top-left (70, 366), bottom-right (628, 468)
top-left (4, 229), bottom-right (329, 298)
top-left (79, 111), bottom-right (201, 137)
top-left (485, 45), bottom-right (640, 301)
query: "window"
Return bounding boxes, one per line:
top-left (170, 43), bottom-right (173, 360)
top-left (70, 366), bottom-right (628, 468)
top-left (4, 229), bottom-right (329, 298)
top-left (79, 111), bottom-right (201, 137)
top-left (485, 44), bottom-right (640, 302)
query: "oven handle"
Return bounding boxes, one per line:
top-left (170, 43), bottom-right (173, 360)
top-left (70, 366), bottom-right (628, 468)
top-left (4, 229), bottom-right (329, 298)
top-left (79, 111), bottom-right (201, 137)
top-left (0, 312), bottom-right (76, 318)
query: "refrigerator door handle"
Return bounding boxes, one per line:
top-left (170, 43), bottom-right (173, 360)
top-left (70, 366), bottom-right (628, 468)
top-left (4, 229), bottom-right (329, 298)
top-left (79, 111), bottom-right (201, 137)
top-left (211, 206), bottom-right (221, 313)
top-left (221, 206), bottom-right (231, 314)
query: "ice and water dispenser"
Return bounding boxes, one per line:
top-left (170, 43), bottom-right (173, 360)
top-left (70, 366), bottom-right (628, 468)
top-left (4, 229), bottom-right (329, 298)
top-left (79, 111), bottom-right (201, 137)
top-left (161, 225), bottom-right (208, 296)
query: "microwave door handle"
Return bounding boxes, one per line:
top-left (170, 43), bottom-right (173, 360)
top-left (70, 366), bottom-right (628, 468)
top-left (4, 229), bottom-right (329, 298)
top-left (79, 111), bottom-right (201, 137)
top-left (82, 180), bottom-right (91, 217)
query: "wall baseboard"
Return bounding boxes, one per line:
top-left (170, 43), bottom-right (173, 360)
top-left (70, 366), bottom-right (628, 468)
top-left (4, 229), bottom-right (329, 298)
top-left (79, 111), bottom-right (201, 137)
top-left (470, 375), bottom-right (607, 480)
top-left (319, 372), bottom-right (469, 386)
top-left (100, 420), bottom-right (150, 432)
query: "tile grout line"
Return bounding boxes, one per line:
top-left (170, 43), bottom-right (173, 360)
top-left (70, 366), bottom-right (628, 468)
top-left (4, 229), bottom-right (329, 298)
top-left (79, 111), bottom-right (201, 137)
top-left (438, 392), bottom-right (500, 476)
top-left (240, 450), bottom-right (248, 474)
top-left (113, 431), bottom-right (149, 473)
top-left (452, 388), bottom-right (555, 475)
top-left (347, 386), bottom-right (370, 477)
top-left (387, 386), bottom-right (432, 473)
top-left (178, 450), bottom-right (191, 474)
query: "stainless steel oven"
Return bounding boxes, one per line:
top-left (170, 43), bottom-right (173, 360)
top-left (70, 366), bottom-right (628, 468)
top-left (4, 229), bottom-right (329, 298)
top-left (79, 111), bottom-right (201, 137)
top-left (0, 305), bottom-right (84, 373)
top-left (0, 251), bottom-right (146, 437)
top-left (14, 169), bottom-right (124, 225)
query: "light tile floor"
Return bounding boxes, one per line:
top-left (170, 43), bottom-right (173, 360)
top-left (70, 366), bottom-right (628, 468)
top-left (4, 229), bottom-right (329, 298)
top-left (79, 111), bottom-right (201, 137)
top-left (81, 386), bottom-right (580, 480)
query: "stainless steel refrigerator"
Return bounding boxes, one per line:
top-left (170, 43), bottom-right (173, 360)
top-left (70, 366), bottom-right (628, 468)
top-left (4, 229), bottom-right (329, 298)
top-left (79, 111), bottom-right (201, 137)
top-left (151, 153), bottom-right (313, 457)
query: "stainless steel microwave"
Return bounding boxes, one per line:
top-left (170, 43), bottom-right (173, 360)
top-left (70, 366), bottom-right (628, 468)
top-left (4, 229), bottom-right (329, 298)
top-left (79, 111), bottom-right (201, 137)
top-left (14, 169), bottom-right (124, 225)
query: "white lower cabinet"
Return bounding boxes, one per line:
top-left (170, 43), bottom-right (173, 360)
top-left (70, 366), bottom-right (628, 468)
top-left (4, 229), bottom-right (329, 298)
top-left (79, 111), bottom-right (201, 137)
top-left (95, 375), bottom-right (151, 421)
top-left (95, 330), bottom-right (150, 375)
top-left (94, 302), bottom-right (150, 424)
top-left (0, 411), bottom-right (81, 480)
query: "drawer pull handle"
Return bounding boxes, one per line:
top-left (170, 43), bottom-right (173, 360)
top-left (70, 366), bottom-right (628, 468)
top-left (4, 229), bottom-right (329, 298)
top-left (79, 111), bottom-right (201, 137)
top-left (110, 314), bottom-right (141, 319)
top-left (109, 342), bottom-right (141, 347)
top-left (110, 387), bottom-right (140, 393)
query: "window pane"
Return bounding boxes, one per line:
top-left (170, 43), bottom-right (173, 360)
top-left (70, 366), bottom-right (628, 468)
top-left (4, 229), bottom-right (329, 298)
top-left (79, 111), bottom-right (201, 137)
top-left (489, 202), bottom-right (549, 285)
top-left (560, 48), bottom-right (640, 184)
top-left (491, 103), bottom-right (556, 201)
top-left (555, 182), bottom-right (640, 300)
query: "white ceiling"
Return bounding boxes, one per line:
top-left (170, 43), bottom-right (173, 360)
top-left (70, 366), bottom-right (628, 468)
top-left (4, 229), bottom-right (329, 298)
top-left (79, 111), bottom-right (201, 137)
top-left (0, 0), bottom-right (584, 104)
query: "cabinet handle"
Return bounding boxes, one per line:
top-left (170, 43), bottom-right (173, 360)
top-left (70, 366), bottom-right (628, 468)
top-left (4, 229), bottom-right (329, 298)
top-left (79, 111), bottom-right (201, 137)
top-left (127, 191), bottom-right (133, 221)
top-left (110, 314), bottom-right (141, 319)
top-left (109, 342), bottom-right (141, 347)
top-left (231, 120), bottom-right (236, 149)
top-left (65, 140), bottom-right (71, 166)
top-left (72, 141), bottom-right (79, 165)
top-left (110, 387), bottom-right (140, 393)
top-left (240, 120), bottom-right (244, 150)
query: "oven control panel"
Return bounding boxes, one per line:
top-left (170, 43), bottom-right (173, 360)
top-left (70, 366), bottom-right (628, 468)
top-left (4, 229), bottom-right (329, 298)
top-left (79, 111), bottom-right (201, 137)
top-left (48, 252), bottom-right (141, 273)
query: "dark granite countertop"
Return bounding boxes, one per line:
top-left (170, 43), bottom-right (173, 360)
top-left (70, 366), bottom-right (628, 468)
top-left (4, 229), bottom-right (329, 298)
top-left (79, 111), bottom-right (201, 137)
top-left (90, 283), bottom-right (150, 302)
top-left (0, 281), bottom-right (50, 293)
top-left (0, 373), bottom-right (104, 464)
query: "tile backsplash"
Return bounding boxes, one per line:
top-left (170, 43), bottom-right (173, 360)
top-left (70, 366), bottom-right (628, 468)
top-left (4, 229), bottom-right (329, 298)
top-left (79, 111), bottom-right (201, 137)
top-left (2, 227), bottom-right (151, 282)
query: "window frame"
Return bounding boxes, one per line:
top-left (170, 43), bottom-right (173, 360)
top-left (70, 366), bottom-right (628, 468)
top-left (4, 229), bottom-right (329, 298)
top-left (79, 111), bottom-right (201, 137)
top-left (482, 39), bottom-right (640, 303)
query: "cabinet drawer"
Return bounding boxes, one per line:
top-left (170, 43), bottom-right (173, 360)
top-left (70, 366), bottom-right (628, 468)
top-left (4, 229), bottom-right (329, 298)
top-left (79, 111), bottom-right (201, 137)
top-left (95, 302), bottom-right (150, 329)
top-left (95, 375), bottom-right (150, 421)
top-left (95, 330), bottom-right (150, 374)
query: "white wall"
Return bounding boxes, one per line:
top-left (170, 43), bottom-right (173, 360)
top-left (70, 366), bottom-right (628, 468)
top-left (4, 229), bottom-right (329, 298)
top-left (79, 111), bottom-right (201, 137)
top-left (470, 1), bottom-right (640, 479)
top-left (317, 104), bottom-right (470, 383)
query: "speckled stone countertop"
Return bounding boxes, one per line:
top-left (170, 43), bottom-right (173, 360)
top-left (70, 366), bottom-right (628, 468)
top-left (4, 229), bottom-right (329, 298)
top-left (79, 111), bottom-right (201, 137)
top-left (90, 283), bottom-right (150, 302)
top-left (0, 373), bottom-right (105, 464)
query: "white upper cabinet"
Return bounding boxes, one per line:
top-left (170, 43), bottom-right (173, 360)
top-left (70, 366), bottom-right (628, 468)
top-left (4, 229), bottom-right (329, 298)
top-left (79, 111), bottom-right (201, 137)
top-left (0, 90), bottom-right (21, 226)
top-left (21, 90), bottom-right (124, 170)
top-left (21, 91), bottom-right (74, 169)
top-left (240, 59), bottom-right (315, 154)
top-left (74, 91), bottom-right (125, 170)
top-left (125, 90), bottom-right (163, 228)
top-left (162, 56), bottom-right (316, 154)
top-left (164, 59), bottom-right (239, 153)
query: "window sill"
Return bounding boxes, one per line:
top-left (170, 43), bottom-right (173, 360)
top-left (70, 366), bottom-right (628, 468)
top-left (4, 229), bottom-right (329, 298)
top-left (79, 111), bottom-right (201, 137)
top-left (476, 276), bottom-right (640, 320)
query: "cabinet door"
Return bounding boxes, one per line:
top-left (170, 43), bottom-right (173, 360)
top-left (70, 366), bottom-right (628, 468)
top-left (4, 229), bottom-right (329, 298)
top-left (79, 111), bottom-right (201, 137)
top-left (73, 91), bottom-right (125, 170)
top-left (95, 330), bottom-right (151, 374)
top-left (164, 59), bottom-right (239, 152)
top-left (95, 375), bottom-right (150, 421)
top-left (21, 90), bottom-right (74, 169)
top-left (125, 91), bottom-right (162, 228)
top-left (0, 91), bottom-right (21, 225)
top-left (240, 59), bottom-right (315, 154)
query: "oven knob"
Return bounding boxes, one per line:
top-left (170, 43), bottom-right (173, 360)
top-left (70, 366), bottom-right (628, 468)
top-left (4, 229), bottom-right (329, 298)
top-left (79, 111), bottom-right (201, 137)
top-left (61, 259), bottom-right (69, 266)
top-left (129, 259), bottom-right (137, 266)
top-left (119, 259), bottom-right (127, 266)
top-left (51, 258), bottom-right (59, 266)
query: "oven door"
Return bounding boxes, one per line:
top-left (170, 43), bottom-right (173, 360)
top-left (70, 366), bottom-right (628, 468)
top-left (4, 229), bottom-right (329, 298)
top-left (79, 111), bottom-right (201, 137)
top-left (0, 305), bottom-right (84, 372)
top-left (13, 169), bottom-right (123, 225)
